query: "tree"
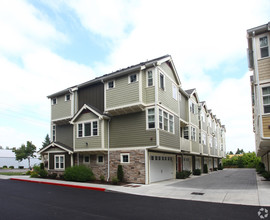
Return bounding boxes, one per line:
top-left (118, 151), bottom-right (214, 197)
top-left (42, 134), bottom-right (51, 148)
top-left (235, 148), bottom-right (244, 154)
top-left (13, 141), bottom-right (36, 169)
top-left (228, 151), bottom-right (234, 155)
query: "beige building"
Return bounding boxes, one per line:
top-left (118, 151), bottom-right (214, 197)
top-left (248, 22), bottom-right (270, 170)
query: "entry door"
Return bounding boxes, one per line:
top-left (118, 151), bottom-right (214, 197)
top-left (177, 157), bottom-right (182, 172)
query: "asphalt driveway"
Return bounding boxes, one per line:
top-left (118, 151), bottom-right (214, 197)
top-left (168, 168), bottom-right (257, 190)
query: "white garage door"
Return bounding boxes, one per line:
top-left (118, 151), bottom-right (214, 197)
top-left (149, 154), bottom-right (174, 183)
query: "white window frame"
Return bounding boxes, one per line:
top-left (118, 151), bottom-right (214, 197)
top-left (159, 109), bottom-right (163, 129)
top-left (262, 86), bottom-right (270, 114)
top-left (172, 84), bottom-right (177, 100)
top-left (77, 120), bottom-right (99, 138)
top-left (183, 126), bottom-right (189, 139)
top-left (163, 111), bottom-right (168, 131)
top-left (121, 153), bottom-right (130, 164)
top-left (260, 35), bottom-right (269, 58)
top-left (52, 98), bottom-right (57, 105)
top-left (129, 73), bottom-right (138, 84)
top-left (84, 155), bottom-right (90, 164)
top-left (158, 108), bottom-right (174, 133)
top-left (190, 102), bottom-right (196, 114)
top-left (169, 114), bottom-right (174, 133)
top-left (65, 94), bottom-right (71, 101)
top-left (159, 72), bottom-right (165, 90)
top-left (147, 70), bottom-right (153, 87)
top-left (147, 108), bottom-right (155, 129)
top-left (54, 155), bottom-right (65, 170)
top-left (52, 125), bottom-right (56, 142)
top-left (97, 155), bottom-right (104, 164)
top-left (191, 126), bottom-right (196, 141)
top-left (107, 80), bottom-right (115, 89)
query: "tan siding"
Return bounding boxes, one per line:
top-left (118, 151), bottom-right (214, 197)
top-left (159, 62), bottom-right (177, 83)
top-left (106, 72), bottom-right (140, 109)
top-left (180, 94), bottom-right (188, 121)
top-left (145, 87), bottom-right (155, 104)
top-left (110, 112), bottom-right (156, 148)
top-left (258, 57), bottom-right (270, 81)
top-left (51, 95), bottom-right (72, 120)
top-left (142, 69), bottom-right (155, 104)
top-left (75, 111), bottom-right (98, 122)
top-left (263, 116), bottom-right (270, 137)
top-left (159, 115), bottom-right (180, 149)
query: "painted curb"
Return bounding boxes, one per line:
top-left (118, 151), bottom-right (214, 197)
top-left (10, 178), bottom-right (106, 192)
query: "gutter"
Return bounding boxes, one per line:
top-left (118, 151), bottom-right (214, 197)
top-left (107, 118), bottom-right (111, 182)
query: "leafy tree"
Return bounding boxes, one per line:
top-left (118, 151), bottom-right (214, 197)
top-left (222, 152), bottom-right (260, 168)
top-left (228, 151), bottom-right (234, 155)
top-left (42, 134), bottom-right (51, 148)
top-left (13, 141), bottom-right (36, 169)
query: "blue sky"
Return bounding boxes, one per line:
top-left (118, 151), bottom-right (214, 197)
top-left (0, 0), bottom-right (269, 153)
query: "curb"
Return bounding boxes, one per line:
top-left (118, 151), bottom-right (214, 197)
top-left (10, 178), bottom-right (106, 192)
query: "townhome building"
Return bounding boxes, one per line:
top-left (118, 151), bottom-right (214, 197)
top-left (248, 22), bottom-right (270, 170)
top-left (38, 55), bottom-right (226, 184)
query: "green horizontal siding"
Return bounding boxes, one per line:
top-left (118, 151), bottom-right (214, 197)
top-left (75, 111), bottom-right (98, 122)
top-left (110, 112), bottom-right (156, 148)
top-left (160, 62), bottom-right (178, 83)
top-left (56, 124), bottom-right (73, 147)
top-left (180, 94), bottom-right (188, 121)
top-left (145, 87), bottom-right (155, 104)
top-left (106, 72), bottom-right (140, 109)
top-left (51, 95), bottom-right (72, 120)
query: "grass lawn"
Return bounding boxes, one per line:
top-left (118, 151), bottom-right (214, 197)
top-left (0, 172), bottom-right (27, 176)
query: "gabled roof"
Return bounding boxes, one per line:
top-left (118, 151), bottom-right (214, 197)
top-left (48, 55), bottom-right (181, 98)
top-left (70, 104), bottom-right (109, 124)
top-left (185, 88), bottom-right (200, 103)
top-left (38, 142), bottom-right (73, 154)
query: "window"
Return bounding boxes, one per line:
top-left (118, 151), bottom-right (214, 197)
top-left (262, 87), bottom-right (270, 113)
top-left (52, 125), bottom-right (56, 142)
top-left (65, 94), bottom-right (70, 101)
top-left (159, 109), bottom-right (163, 129)
top-left (147, 70), bottom-right (153, 87)
top-left (78, 124), bottom-right (83, 137)
top-left (169, 115), bottom-right (174, 133)
top-left (172, 84), bottom-right (177, 100)
top-left (160, 73), bottom-right (165, 90)
top-left (184, 126), bottom-right (189, 139)
top-left (52, 98), bottom-right (57, 105)
top-left (129, 74), bottom-right (137, 83)
top-left (202, 133), bottom-right (206, 145)
top-left (77, 121), bottom-right (98, 137)
top-left (190, 102), bottom-right (195, 114)
top-left (84, 155), bottom-right (90, 163)
top-left (107, 80), bottom-right (115, 89)
top-left (260, 36), bottom-right (269, 58)
top-left (147, 108), bottom-right (155, 129)
top-left (191, 127), bottom-right (196, 141)
top-left (121, 153), bottom-right (130, 163)
top-left (84, 123), bottom-right (91, 136)
top-left (163, 112), bottom-right (168, 131)
top-left (201, 112), bottom-right (205, 122)
top-left (97, 155), bottom-right (104, 163)
top-left (55, 155), bottom-right (64, 169)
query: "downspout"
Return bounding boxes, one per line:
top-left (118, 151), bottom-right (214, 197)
top-left (107, 118), bottom-right (111, 182)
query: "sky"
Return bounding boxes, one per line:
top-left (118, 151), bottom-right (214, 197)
top-left (0, 0), bottom-right (269, 153)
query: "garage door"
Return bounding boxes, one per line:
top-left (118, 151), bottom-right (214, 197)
top-left (149, 154), bottom-right (174, 183)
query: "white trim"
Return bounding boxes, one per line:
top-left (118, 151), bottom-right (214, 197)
top-left (146, 69), bottom-right (154, 87)
top-left (157, 66), bottom-right (178, 86)
top-left (38, 142), bottom-right (73, 154)
top-left (109, 146), bottom-right (158, 151)
top-left (172, 83), bottom-right (178, 100)
top-left (42, 150), bottom-right (65, 154)
top-left (74, 148), bottom-right (108, 152)
top-left (83, 155), bottom-right (90, 164)
top-left (139, 71), bottom-right (142, 102)
top-left (70, 104), bottom-right (103, 124)
top-left (159, 71), bottom-right (165, 91)
top-left (106, 80), bottom-right (115, 90)
top-left (96, 155), bottom-right (104, 164)
top-left (105, 102), bottom-right (145, 112)
top-left (76, 120), bottom-right (99, 138)
top-left (146, 107), bottom-right (155, 130)
top-left (101, 120), bottom-right (104, 148)
top-left (54, 154), bottom-right (65, 170)
top-left (47, 152), bottom-right (50, 170)
top-left (128, 73), bottom-right (138, 84)
top-left (145, 149), bottom-right (149, 184)
top-left (52, 116), bottom-right (72, 122)
top-left (65, 93), bottom-right (71, 102)
top-left (120, 153), bottom-right (130, 164)
top-left (104, 81), bottom-right (107, 111)
top-left (154, 66), bottom-right (160, 147)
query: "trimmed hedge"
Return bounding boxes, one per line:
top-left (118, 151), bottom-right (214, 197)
top-left (193, 169), bottom-right (201, 176)
top-left (176, 170), bottom-right (191, 179)
top-left (117, 165), bottom-right (124, 182)
top-left (64, 165), bottom-right (95, 182)
top-left (262, 171), bottom-right (270, 181)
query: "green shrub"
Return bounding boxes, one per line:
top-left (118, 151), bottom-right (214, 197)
top-left (117, 165), bottom-right (124, 182)
top-left (48, 173), bottom-right (57, 179)
top-left (64, 165), bottom-right (95, 182)
top-left (176, 172), bottom-right (186, 179)
top-left (3, 165), bottom-right (7, 169)
top-left (218, 163), bottom-right (223, 170)
top-left (112, 176), bottom-right (119, 185)
top-left (256, 162), bottom-right (265, 174)
top-left (100, 175), bottom-right (105, 182)
top-left (33, 165), bottom-right (41, 173)
top-left (262, 171), bottom-right (270, 180)
top-left (9, 166), bottom-right (14, 169)
top-left (203, 164), bottom-right (208, 173)
top-left (30, 172), bottom-right (39, 178)
top-left (39, 169), bottom-right (48, 178)
top-left (40, 163), bottom-right (44, 170)
top-left (193, 169), bottom-right (201, 175)
top-left (26, 170), bottom-right (32, 175)
top-left (183, 170), bottom-right (191, 178)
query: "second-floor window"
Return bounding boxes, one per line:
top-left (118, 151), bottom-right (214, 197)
top-left (107, 80), bottom-right (115, 89)
top-left (260, 36), bottom-right (269, 58)
top-left (129, 74), bottom-right (138, 83)
top-left (183, 126), bottom-right (189, 139)
top-left (147, 108), bottom-right (155, 129)
top-left (191, 127), bottom-right (196, 141)
top-left (52, 98), bottom-right (57, 105)
top-left (147, 70), bottom-right (153, 87)
top-left (65, 94), bottom-right (70, 101)
top-left (262, 86), bottom-right (270, 113)
top-left (190, 102), bottom-right (196, 114)
top-left (160, 73), bottom-right (165, 90)
top-left (172, 84), bottom-right (177, 100)
top-left (52, 125), bottom-right (56, 142)
top-left (158, 109), bottom-right (174, 133)
top-left (77, 121), bottom-right (98, 138)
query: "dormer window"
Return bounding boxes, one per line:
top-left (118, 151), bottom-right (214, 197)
top-left (107, 80), bottom-right (115, 89)
top-left (129, 74), bottom-right (138, 83)
top-left (65, 94), bottom-right (70, 101)
top-left (260, 36), bottom-right (269, 58)
top-left (52, 98), bottom-right (57, 105)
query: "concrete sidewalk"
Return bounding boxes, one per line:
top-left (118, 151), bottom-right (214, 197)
top-left (1, 170), bottom-right (270, 207)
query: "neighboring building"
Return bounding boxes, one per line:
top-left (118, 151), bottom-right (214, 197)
top-left (248, 22), bottom-right (270, 171)
top-left (0, 150), bottom-right (40, 168)
top-left (38, 55), bottom-right (226, 184)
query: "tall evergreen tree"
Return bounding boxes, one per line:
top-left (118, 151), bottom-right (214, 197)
top-left (42, 134), bottom-right (51, 148)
